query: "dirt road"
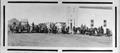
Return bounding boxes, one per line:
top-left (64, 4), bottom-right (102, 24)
top-left (8, 33), bottom-right (112, 47)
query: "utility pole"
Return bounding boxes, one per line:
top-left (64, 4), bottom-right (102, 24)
top-left (67, 6), bottom-right (77, 34)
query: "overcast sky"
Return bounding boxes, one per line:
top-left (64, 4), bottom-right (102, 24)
top-left (7, 4), bottom-right (82, 25)
top-left (6, 4), bottom-right (70, 24)
top-left (6, 4), bottom-right (113, 25)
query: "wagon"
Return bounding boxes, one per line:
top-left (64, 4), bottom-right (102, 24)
top-left (9, 22), bottom-right (19, 33)
top-left (16, 21), bottom-right (30, 33)
top-left (38, 23), bottom-right (48, 33)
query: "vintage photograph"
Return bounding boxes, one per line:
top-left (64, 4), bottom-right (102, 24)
top-left (7, 3), bottom-right (114, 47)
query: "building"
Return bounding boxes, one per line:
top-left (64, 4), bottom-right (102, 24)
top-left (66, 6), bottom-right (114, 35)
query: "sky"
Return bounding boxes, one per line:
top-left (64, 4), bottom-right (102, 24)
top-left (6, 4), bottom-right (113, 26)
top-left (6, 4), bottom-right (70, 24)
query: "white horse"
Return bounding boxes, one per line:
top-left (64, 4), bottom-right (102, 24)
top-left (55, 23), bottom-right (62, 33)
top-left (46, 23), bottom-right (52, 33)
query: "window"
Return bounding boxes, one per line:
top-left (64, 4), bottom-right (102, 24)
top-left (104, 20), bottom-right (107, 27)
top-left (91, 19), bottom-right (94, 27)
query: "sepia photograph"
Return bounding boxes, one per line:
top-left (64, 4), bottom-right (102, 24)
top-left (6, 1), bottom-right (114, 47)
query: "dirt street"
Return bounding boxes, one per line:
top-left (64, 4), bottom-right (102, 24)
top-left (8, 33), bottom-right (112, 47)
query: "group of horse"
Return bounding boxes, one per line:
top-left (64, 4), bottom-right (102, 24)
top-left (9, 22), bottom-right (69, 34)
top-left (30, 22), bottom-right (69, 34)
top-left (9, 22), bottom-right (112, 36)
